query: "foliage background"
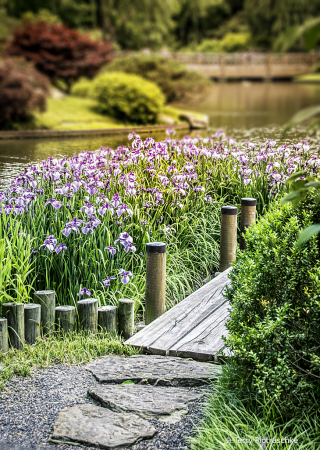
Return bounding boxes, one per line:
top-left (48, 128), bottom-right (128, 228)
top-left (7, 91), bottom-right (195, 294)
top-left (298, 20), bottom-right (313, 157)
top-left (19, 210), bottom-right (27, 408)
top-left (2, 0), bottom-right (320, 51)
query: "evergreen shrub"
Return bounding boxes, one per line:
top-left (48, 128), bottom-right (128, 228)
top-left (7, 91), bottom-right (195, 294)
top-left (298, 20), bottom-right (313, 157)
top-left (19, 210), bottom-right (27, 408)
top-left (102, 55), bottom-right (211, 103)
top-left (226, 199), bottom-right (320, 416)
top-left (91, 72), bottom-right (165, 124)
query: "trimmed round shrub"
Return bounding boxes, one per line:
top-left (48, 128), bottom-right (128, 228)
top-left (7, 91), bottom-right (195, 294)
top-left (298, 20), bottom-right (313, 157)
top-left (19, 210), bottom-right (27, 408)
top-left (226, 199), bottom-right (320, 416)
top-left (102, 55), bottom-right (211, 103)
top-left (0, 58), bottom-right (49, 128)
top-left (91, 72), bottom-right (165, 125)
top-left (70, 78), bottom-right (93, 98)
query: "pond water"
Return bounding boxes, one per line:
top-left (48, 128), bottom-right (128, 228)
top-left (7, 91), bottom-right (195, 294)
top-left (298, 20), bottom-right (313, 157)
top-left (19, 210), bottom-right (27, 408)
top-left (1, 81), bottom-right (320, 187)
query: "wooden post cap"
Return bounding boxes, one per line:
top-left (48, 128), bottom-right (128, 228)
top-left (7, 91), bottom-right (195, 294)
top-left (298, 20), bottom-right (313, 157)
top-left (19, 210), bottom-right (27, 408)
top-left (241, 198), bottom-right (257, 206)
top-left (34, 290), bottom-right (55, 295)
top-left (146, 242), bottom-right (166, 253)
top-left (77, 298), bottom-right (98, 305)
top-left (55, 305), bottom-right (75, 311)
top-left (221, 206), bottom-right (238, 215)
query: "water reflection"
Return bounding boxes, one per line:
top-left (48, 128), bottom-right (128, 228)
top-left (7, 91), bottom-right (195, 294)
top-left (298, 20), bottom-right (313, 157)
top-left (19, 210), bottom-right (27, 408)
top-left (1, 82), bottom-right (320, 188)
top-left (176, 82), bottom-right (320, 130)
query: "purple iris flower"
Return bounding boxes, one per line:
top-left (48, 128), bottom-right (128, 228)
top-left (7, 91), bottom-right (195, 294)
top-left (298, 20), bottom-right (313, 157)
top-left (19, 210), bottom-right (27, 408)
top-left (45, 199), bottom-right (62, 209)
top-left (166, 126), bottom-right (176, 136)
top-left (55, 243), bottom-right (67, 254)
top-left (54, 186), bottom-right (69, 195)
top-left (62, 218), bottom-right (84, 236)
top-left (114, 232), bottom-right (135, 252)
top-left (116, 204), bottom-right (133, 217)
top-left (40, 235), bottom-right (57, 252)
top-left (81, 203), bottom-right (96, 216)
top-left (118, 269), bottom-right (133, 285)
top-left (85, 185), bottom-right (98, 196)
top-left (111, 193), bottom-right (122, 208)
top-left (98, 204), bottom-right (110, 216)
top-left (81, 224), bottom-right (94, 235)
top-left (102, 276), bottom-right (117, 287)
top-left (104, 246), bottom-right (116, 255)
top-left (77, 287), bottom-right (92, 298)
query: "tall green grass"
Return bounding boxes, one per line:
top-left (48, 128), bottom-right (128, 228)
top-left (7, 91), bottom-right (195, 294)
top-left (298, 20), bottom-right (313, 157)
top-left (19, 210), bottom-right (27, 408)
top-left (190, 366), bottom-right (320, 450)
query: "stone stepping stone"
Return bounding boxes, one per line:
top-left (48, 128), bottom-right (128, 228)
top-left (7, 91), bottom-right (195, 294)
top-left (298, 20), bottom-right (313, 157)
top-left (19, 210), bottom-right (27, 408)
top-left (88, 384), bottom-right (204, 423)
top-left (86, 354), bottom-right (221, 386)
top-left (49, 404), bottom-right (156, 449)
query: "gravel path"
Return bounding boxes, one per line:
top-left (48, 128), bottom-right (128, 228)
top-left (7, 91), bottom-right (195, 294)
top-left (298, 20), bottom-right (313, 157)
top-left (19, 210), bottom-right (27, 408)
top-left (0, 362), bottom-right (207, 450)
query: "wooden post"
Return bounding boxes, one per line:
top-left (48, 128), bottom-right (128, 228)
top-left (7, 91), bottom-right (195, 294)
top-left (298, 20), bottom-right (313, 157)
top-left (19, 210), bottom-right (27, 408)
top-left (145, 242), bottom-right (166, 325)
top-left (98, 306), bottom-right (118, 333)
top-left (77, 298), bottom-right (98, 332)
top-left (240, 198), bottom-right (257, 250)
top-left (219, 206), bottom-right (238, 272)
top-left (118, 299), bottom-right (134, 339)
top-left (2, 303), bottom-right (25, 350)
top-left (55, 306), bottom-right (75, 332)
top-left (33, 290), bottom-right (55, 334)
top-left (24, 304), bottom-right (41, 345)
top-left (0, 318), bottom-right (8, 353)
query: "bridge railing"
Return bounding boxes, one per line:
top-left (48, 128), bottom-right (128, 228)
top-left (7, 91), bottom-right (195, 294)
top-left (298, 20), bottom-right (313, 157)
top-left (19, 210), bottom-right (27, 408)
top-left (114, 51), bottom-right (320, 67)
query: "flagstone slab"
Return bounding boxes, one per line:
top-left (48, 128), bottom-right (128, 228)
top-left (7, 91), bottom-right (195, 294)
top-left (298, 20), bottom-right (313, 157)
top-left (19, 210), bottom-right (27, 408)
top-left (86, 354), bottom-right (221, 386)
top-left (49, 404), bottom-right (156, 449)
top-left (88, 384), bottom-right (204, 423)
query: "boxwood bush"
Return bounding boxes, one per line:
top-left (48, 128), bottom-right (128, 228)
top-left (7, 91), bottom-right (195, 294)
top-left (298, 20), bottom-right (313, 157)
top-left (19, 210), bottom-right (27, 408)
top-left (225, 198), bottom-right (320, 416)
top-left (91, 72), bottom-right (165, 124)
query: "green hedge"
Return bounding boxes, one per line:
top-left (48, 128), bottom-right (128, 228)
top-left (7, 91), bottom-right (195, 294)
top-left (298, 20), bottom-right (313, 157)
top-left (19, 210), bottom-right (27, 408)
top-left (226, 199), bottom-right (320, 416)
top-left (91, 72), bottom-right (164, 125)
top-left (102, 55), bottom-right (211, 103)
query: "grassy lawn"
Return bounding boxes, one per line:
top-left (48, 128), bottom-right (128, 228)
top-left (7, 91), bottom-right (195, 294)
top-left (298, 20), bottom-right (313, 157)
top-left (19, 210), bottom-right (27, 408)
top-left (33, 96), bottom-right (128, 130)
top-left (26, 96), bottom-right (186, 131)
top-left (294, 73), bottom-right (320, 83)
top-left (0, 331), bottom-right (140, 389)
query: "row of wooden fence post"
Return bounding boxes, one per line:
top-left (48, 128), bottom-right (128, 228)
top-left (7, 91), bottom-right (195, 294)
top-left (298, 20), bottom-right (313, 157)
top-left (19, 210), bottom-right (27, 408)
top-left (0, 295), bottom-right (135, 353)
top-left (0, 197), bottom-right (256, 353)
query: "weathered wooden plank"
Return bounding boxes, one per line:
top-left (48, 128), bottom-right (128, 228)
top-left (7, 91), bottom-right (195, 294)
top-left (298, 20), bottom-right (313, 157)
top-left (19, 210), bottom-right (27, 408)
top-left (125, 268), bottom-right (231, 351)
top-left (167, 310), bottom-right (230, 361)
top-left (146, 292), bottom-right (228, 353)
top-left (168, 302), bottom-right (229, 353)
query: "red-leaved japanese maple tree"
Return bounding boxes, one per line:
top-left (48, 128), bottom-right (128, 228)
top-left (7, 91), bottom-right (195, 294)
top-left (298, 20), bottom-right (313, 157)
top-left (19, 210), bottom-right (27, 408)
top-left (7, 21), bottom-right (113, 91)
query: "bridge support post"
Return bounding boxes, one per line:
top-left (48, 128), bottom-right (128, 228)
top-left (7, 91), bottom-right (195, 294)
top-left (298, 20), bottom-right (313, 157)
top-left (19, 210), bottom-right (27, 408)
top-left (145, 242), bottom-right (166, 325)
top-left (219, 206), bottom-right (238, 272)
top-left (240, 198), bottom-right (257, 250)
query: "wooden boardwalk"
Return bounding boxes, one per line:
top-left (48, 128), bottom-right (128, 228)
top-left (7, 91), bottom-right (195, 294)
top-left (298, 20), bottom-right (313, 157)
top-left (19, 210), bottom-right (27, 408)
top-left (125, 268), bottom-right (232, 362)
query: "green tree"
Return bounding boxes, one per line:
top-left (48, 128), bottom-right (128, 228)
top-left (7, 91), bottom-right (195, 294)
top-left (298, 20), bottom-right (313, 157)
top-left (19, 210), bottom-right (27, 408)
top-left (173, 0), bottom-right (231, 47)
top-left (5, 0), bottom-right (96, 29)
top-left (245, 0), bottom-right (320, 49)
top-left (97, 0), bottom-right (177, 49)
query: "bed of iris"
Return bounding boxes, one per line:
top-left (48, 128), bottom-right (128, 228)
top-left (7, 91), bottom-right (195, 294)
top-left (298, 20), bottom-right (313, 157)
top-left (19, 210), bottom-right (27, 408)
top-left (1, 129), bottom-right (319, 315)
